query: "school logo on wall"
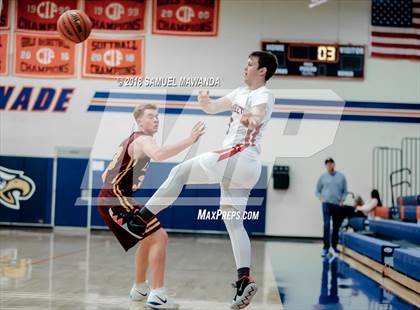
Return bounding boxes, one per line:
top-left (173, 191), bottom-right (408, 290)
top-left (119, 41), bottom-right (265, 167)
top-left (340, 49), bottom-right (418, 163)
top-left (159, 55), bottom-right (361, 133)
top-left (0, 166), bottom-right (36, 210)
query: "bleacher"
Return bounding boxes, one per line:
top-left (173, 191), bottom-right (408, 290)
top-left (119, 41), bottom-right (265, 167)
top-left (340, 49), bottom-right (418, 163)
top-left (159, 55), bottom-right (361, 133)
top-left (369, 219), bottom-right (420, 245)
top-left (339, 194), bottom-right (420, 302)
top-left (340, 232), bottom-right (399, 264)
top-left (393, 249), bottom-right (420, 282)
top-left (398, 195), bottom-right (420, 223)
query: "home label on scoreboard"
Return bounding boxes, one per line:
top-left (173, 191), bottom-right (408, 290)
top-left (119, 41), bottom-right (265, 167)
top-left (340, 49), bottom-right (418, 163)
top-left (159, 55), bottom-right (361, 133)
top-left (262, 41), bottom-right (365, 79)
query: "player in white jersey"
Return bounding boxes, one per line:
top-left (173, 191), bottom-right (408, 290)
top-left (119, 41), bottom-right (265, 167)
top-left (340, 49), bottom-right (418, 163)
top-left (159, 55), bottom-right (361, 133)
top-left (132, 51), bottom-right (278, 309)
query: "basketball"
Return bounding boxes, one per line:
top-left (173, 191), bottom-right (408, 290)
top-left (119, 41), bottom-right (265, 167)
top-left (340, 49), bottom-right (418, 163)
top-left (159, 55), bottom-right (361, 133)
top-left (57, 10), bottom-right (92, 44)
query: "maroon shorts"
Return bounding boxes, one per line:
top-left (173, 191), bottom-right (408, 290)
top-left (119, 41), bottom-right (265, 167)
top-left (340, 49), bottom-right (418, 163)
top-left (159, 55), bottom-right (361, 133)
top-left (97, 189), bottom-right (162, 251)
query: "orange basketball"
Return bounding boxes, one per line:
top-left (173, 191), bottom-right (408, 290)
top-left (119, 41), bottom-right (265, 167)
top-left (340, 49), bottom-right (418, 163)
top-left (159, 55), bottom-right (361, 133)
top-left (57, 10), bottom-right (92, 44)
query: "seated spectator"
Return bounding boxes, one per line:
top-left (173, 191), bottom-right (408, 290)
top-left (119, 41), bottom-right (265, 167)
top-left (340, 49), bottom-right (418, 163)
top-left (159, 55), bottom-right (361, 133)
top-left (354, 189), bottom-right (382, 218)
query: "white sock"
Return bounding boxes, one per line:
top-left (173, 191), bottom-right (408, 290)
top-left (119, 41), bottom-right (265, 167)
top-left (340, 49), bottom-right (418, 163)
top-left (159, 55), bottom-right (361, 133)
top-left (151, 286), bottom-right (166, 294)
top-left (134, 281), bottom-right (148, 290)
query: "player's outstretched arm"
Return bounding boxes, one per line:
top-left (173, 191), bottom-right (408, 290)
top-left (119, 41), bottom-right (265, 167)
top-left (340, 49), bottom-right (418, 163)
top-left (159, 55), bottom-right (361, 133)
top-left (134, 122), bottom-right (206, 161)
top-left (240, 103), bottom-right (267, 129)
top-left (197, 90), bottom-right (232, 114)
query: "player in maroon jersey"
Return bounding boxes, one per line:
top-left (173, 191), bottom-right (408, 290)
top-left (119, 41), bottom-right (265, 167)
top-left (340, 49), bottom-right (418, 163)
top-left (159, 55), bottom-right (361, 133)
top-left (97, 103), bottom-right (205, 309)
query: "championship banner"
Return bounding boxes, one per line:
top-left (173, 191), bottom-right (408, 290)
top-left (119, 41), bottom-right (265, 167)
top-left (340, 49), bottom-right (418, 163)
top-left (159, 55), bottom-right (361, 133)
top-left (0, 0), bottom-right (9, 29)
top-left (152, 0), bottom-right (219, 36)
top-left (82, 37), bottom-right (144, 79)
top-left (16, 0), bottom-right (79, 32)
top-left (14, 33), bottom-right (76, 78)
top-left (0, 33), bottom-right (9, 75)
top-left (84, 0), bottom-right (147, 31)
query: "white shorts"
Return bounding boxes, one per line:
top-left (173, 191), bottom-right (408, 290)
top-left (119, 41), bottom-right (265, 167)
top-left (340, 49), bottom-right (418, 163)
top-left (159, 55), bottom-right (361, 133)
top-left (195, 146), bottom-right (262, 209)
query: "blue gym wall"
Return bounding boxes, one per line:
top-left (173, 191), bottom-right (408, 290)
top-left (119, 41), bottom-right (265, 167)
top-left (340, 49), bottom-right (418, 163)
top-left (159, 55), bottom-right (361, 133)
top-left (0, 155), bottom-right (267, 234)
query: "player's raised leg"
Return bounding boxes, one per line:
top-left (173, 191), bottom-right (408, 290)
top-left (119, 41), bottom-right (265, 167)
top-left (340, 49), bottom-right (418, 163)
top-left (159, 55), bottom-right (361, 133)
top-left (141, 155), bottom-right (213, 216)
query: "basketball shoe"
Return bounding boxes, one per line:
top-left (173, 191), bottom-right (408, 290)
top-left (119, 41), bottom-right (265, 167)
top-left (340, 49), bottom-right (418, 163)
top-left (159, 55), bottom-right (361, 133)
top-left (146, 287), bottom-right (178, 309)
top-left (109, 206), bottom-right (146, 239)
top-left (231, 276), bottom-right (258, 309)
top-left (130, 281), bottom-right (150, 301)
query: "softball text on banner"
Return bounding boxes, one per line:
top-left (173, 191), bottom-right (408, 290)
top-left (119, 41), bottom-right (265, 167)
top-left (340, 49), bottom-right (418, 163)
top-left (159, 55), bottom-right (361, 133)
top-left (0, 0), bottom-right (9, 29)
top-left (152, 0), bottom-right (219, 36)
top-left (16, 0), bottom-right (78, 31)
top-left (84, 0), bottom-right (147, 31)
top-left (14, 33), bottom-right (76, 78)
top-left (82, 37), bottom-right (144, 79)
top-left (0, 33), bottom-right (9, 75)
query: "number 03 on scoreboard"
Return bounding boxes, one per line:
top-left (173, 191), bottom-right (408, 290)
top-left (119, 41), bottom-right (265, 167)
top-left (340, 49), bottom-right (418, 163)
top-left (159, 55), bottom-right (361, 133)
top-left (262, 41), bottom-right (365, 79)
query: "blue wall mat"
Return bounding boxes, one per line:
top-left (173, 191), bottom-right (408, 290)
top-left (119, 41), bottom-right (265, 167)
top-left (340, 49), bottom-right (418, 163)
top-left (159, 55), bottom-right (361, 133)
top-left (91, 187), bottom-right (105, 227)
top-left (90, 165), bottom-right (108, 227)
top-left (91, 160), bottom-right (267, 234)
top-left (0, 156), bottom-right (53, 225)
top-left (54, 158), bottom-right (89, 227)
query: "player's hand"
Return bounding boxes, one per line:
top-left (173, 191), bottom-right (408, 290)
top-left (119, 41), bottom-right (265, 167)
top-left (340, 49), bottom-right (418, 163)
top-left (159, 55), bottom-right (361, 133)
top-left (240, 112), bottom-right (252, 127)
top-left (189, 121), bottom-right (206, 144)
top-left (198, 90), bottom-right (210, 106)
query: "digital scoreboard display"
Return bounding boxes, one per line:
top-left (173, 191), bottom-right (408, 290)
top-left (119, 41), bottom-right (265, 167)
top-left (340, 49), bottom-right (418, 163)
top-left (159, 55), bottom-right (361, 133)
top-left (262, 42), bottom-right (365, 79)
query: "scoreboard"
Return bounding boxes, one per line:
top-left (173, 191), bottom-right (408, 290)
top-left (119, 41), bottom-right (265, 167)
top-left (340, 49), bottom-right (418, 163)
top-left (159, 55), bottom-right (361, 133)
top-left (262, 41), bottom-right (365, 79)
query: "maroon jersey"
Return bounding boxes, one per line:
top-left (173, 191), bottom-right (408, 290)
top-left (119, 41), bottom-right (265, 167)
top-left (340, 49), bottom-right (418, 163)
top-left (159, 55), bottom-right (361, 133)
top-left (97, 131), bottom-right (161, 251)
top-left (102, 131), bottom-right (150, 197)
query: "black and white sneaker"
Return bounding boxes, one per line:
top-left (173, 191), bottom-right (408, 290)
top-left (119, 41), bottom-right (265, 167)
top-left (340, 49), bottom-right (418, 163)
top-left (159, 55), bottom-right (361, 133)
top-left (109, 206), bottom-right (146, 239)
top-left (231, 276), bottom-right (258, 309)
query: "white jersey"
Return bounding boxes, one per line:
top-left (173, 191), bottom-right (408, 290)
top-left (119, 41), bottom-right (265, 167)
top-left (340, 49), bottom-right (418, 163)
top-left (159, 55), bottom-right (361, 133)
top-left (222, 85), bottom-right (275, 154)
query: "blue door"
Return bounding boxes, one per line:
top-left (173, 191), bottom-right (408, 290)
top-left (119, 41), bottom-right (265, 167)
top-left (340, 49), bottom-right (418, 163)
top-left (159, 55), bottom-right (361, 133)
top-left (54, 158), bottom-right (89, 227)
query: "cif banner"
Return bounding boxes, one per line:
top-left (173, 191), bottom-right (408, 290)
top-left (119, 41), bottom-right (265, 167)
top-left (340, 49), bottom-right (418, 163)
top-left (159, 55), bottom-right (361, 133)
top-left (84, 0), bottom-right (147, 31)
top-left (152, 0), bottom-right (219, 36)
top-left (14, 33), bottom-right (76, 78)
top-left (82, 37), bottom-right (144, 79)
top-left (16, 0), bottom-right (79, 31)
top-left (0, 33), bottom-right (8, 75)
top-left (0, 0), bottom-right (9, 29)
